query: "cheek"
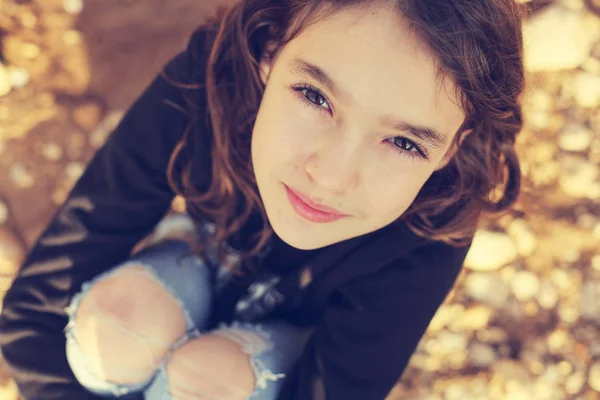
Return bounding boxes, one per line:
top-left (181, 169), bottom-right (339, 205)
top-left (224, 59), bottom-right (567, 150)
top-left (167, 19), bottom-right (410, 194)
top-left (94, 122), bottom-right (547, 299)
top-left (362, 168), bottom-right (431, 221)
top-left (257, 91), bottom-right (319, 158)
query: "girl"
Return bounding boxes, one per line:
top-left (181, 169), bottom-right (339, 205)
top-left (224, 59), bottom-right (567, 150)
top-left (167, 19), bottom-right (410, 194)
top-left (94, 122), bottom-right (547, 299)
top-left (0, 0), bottom-right (524, 399)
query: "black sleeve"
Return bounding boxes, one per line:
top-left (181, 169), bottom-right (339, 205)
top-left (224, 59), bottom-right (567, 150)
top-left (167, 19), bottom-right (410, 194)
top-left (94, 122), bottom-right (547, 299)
top-left (0, 27), bottom-right (211, 400)
top-left (276, 241), bottom-right (472, 400)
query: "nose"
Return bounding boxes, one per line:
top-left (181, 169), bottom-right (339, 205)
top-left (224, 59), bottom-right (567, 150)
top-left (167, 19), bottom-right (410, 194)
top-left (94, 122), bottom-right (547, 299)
top-left (304, 139), bottom-right (360, 195)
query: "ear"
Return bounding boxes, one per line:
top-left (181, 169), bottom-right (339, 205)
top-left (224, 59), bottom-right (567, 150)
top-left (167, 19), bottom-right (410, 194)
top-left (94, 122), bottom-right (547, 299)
top-left (259, 41), bottom-right (279, 85)
top-left (434, 148), bottom-right (455, 171)
top-left (434, 129), bottom-right (471, 171)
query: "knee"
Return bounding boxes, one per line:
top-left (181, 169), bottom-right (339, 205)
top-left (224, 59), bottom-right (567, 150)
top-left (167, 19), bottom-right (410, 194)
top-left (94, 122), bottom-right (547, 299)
top-left (165, 334), bottom-right (261, 400)
top-left (73, 264), bottom-right (188, 384)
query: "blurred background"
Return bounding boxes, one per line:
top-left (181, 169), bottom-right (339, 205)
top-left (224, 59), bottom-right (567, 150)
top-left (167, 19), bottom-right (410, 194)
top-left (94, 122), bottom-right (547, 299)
top-left (0, 0), bottom-right (599, 399)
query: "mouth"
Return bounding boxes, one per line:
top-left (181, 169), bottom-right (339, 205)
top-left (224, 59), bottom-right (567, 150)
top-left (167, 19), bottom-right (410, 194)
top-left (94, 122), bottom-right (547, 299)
top-left (284, 184), bottom-right (349, 223)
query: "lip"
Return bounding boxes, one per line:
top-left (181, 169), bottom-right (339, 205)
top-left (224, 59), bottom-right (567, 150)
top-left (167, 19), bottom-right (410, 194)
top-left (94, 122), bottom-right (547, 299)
top-left (286, 185), bottom-right (346, 215)
top-left (284, 184), bottom-right (349, 223)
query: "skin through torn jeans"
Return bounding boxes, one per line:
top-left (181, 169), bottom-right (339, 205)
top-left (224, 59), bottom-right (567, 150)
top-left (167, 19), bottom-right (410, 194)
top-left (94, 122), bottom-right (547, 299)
top-left (64, 220), bottom-right (312, 400)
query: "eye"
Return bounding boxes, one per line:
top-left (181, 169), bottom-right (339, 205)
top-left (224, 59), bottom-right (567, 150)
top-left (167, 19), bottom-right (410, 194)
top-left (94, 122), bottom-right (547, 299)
top-left (385, 137), bottom-right (428, 160)
top-left (291, 83), bottom-right (428, 161)
top-left (291, 84), bottom-right (332, 113)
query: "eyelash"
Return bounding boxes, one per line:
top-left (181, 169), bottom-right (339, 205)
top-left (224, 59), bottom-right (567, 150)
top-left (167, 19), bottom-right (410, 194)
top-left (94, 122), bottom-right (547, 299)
top-left (290, 83), bottom-right (428, 160)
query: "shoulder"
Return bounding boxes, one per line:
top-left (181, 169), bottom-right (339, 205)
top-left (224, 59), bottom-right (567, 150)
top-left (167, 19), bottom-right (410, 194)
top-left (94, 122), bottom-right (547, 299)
top-left (341, 232), bottom-right (473, 306)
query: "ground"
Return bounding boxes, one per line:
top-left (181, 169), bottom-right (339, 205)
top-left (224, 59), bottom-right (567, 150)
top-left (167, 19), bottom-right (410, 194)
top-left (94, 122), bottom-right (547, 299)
top-left (0, 0), bottom-right (599, 399)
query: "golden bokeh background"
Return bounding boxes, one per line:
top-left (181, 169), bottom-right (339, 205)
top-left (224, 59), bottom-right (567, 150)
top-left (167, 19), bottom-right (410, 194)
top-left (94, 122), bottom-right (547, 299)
top-left (0, 0), bottom-right (599, 399)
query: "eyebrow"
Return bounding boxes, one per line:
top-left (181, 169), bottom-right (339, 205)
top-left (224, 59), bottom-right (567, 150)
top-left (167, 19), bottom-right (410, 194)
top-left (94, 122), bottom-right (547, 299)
top-left (289, 58), bottom-right (450, 151)
top-left (381, 119), bottom-right (449, 151)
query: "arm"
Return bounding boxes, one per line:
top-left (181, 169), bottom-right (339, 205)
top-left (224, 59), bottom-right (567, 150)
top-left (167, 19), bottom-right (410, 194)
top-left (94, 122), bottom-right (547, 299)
top-left (0, 27), bottom-right (211, 400)
top-left (277, 240), bottom-right (472, 400)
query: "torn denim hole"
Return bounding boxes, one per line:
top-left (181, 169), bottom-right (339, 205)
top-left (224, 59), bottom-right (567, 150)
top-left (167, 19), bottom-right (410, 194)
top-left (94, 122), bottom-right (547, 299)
top-left (161, 328), bottom-right (253, 399)
top-left (211, 321), bottom-right (287, 392)
top-left (65, 262), bottom-right (196, 369)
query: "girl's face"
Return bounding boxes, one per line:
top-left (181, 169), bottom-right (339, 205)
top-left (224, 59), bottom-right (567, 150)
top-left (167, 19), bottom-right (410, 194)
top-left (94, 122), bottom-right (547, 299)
top-left (251, 4), bottom-right (465, 250)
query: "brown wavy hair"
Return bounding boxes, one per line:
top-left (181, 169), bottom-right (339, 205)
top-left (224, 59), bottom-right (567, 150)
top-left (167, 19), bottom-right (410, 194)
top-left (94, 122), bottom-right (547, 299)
top-left (166, 0), bottom-right (525, 274)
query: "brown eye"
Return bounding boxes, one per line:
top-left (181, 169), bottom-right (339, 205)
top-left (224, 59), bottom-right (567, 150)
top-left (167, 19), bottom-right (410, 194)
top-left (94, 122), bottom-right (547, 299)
top-left (304, 88), bottom-right (326, 107)
top-left (394, 137), bottom-right (416, 152)
top-left (292, 84), bottom-right (332, 112)
top-left (384, 136), bottom-right (427, 160)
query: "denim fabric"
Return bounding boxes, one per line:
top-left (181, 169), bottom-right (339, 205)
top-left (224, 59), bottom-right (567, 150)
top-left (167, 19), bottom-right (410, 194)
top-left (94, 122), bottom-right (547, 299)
top-left (65, 234), bottom-right (310, 399)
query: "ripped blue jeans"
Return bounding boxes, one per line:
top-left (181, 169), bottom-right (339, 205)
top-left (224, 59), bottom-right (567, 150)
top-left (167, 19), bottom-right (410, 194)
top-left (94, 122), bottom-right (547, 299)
top-left (64, 237), bottom-right (311, 399)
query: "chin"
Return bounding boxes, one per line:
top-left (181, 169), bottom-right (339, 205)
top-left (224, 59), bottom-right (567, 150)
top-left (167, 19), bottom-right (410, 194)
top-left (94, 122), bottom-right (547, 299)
top-left (269, 218), bottom-right (325, 250)
top-left (259, 179), bottom-right (350, 250)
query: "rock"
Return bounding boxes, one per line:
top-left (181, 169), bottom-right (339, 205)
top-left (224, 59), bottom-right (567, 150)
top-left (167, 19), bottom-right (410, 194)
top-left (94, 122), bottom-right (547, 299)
top-left (446, 351), bottom-right (468, 370)
top-left (533, 378), bottom-right (560, 400)
top-left (557, 360), bottom-right (573, 377)
top-left (558, 155), bottom-right (600, 199)
top-left (429, 303), bottom-right (464, 332)
top-left (64, 0), bottom-right (84, 14)
top-left (580, 281), bottom-right (600, 323)
top-left (449, 305), bottom-right (493, 331)
top-left (491, 359), bottom-right (532, 385)
top-left (19, 10), bottom-right (37, 29)
top-left (72, 100), bottom-right (104, 131)
top-left (0, 200), bottom-right (7, 225)
top-left (565, 371), bottom-right (586, 395)
top-left (49, 49), bottom-right (90, 95)
top-left (9, 163), bottom-right (35, 188)
top-left (507, 219), bottom-right (538, 257)
top-left (2, 36), bottom-right (52, 79)
top-left (8, 66), bottom-right (30, 88)
top-left (66, 162), bottom-right (85, 181)
top-left (42, 142), bottom-right (63, 161)
top-left (590, 340), bottom-right (600, 359)
top-left (89, 110), bottom-right (124, 148)
top-left (442, 382), bottom-right (464, 400)
top-left (558, 302), bottom-right (580, 325)
top-left (479, 327), bottom-right (509, 344)
top-left (537, 281), bottom-right (559, 309)
top-left (469, 342), bottom-right (497, 368)
top-left (465, 272), bottom-right (510, 307)
top-left (52, 187), bottom-right (69, 205)
top-left (443, 381), bottom-right (470, 400)
top-left (0, 379), bottom-right (18, 400)
top-left (558, 123), bottom-right (593, 152)
top-left (523, 6), bottom-right (600, 71)
top-left (523, 301), bottom-right (539, 317)
top-left (0, 228), bottom-right (25, 289)
top-left (0, 64), bottom-right (12, 97)
top-left (576, 213), bottom-right (597, 229)
top-left (559, 247), bottom-right (581, 263)
top-left (66, 133), bottom-right (85, 160)
top-left (63, 30), bottom-right (83, 47)
top-left (547, 329), bottom-right (571, 354)
top-left (510, 270), bottom-right (540, 302)
top-left (527, 141), bottom-right (556, 163)
top-left (589, 362), bottom-right (600, 392)
top-left (530, 162), bottom-right (559, 186)
top-left (526, 110), bottom-right (551, 130)
top-left (21, 42), bottom-right (41, 59)
top-left (429, 331), bottom-right (468, 356)
top-left (526, 89), bottom-right (554, 113)
top-left (464, 230), bottom-right (518, 271)
top-left (573, 72), bottom-right (600, 108)
top-left (592, 254), bottom-right (600, 272)
top-left (551, 269), bottom-right (572, 292)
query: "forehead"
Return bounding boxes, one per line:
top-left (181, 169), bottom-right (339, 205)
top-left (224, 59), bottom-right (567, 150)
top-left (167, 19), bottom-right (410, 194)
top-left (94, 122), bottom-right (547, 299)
top-left (280, 4), bottom-right (465, 144)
